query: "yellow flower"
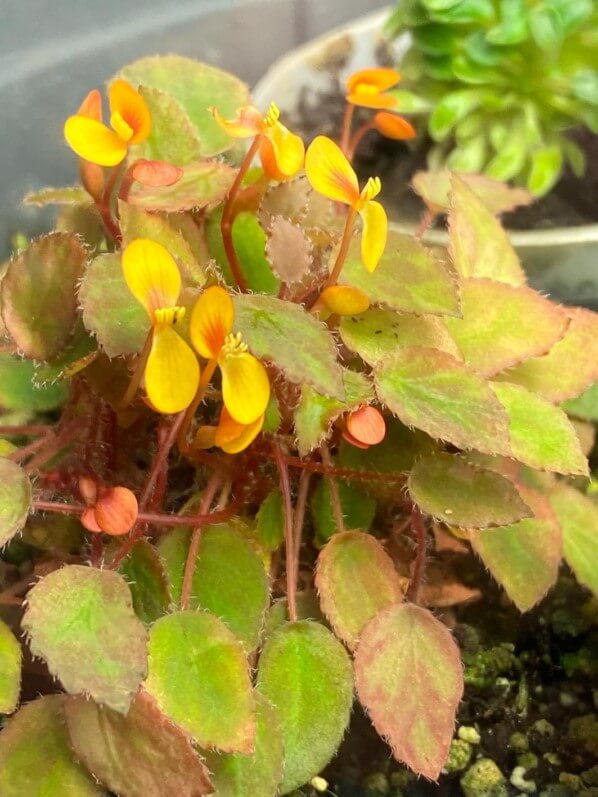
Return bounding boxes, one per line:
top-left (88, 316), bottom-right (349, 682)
top-left (195, 408), bottom-right (265, 454)
top-left (189, 286), bottom-right (270, 425)
top-left (305, 136), bottom-right (387, 272)
top-left (122, 239), bottom-right (199, 414)
top-left (210, 103), bottom-right (304, 180)
top-left (346, 68), bottom-right (401, 109)
top-left (64, 79), bottom-right (151, 167)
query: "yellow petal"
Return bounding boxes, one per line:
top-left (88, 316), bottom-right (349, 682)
top-left (346, 67), bottom-right (401, 95)
top-left (215, 408), bottom-right (264, 454)
top-left (145, 326), bottom-right (199, 414)
top-left (109, 79), bottom-right (151, 144)
top-left (373, 112), bottom-right (416, 140)
top-left (359, 200), bottom-right (388, 273)
top-left (122, 239), bottom-right (182, 318)
top-left (305, 136), bottom-right (360, 206)
top-left (189, 286), bottom-right (235, 360)
top-left (209, 105), bottom-right (264, 138)
top-left (320, 285), bottom-right (370, 315)
top-left (220, 352), bottom-right (270, 425)
top-left (64, 115), bottom-right (128, 167)
top-left (346, 92), bottom-right (398, 110)
top-left (264, 122), bottom-right (305, 179)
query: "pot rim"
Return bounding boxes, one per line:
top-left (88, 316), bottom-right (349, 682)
top-left (253, 6), bottom-right (598, 247)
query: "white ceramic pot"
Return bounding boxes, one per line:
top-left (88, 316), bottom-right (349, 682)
top-left (253, 8), bottom-right (598, 307)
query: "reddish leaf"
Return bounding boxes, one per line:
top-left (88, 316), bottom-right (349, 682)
top-left (131, 159), bottom-right (184, 187)
top-left (265, 215), bottom-right (313, 283)
top-left (65, 689), bottom-right (213, 797)
top-left (499, 308), bottom-right (598, 402)
top-left (412, 170), bottom-right (532, 215)
top-left (355, 603), bottom-right (463, 780)
top-left (315, 531), bottom-right (404, 651)
top-left (444, 279), bottom-right (567, 377)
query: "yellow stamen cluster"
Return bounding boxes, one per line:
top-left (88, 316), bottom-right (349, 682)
top-left (263, 103), bottom-right (281, 128)
top-left (221, 332), bottom-right (249, 359)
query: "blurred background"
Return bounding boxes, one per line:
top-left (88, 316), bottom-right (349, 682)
top-left (0, 0), bottom-right (387, 256)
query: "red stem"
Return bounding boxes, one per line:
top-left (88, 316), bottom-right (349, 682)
top-left (407, 507), bottom-right (428, 603)
top-left (273, 441), bottom-right (297, 622)
top-left (220, 137), bottom-right (262, 292)
top-left (347, 121), bottom-right (375, 161)
top-left (180, 472), bottom-right (224, 610)
top-left (340, 103), bottom-right (356, 155)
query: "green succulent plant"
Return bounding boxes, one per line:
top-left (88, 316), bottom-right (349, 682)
top-left (386, 0), bottom-right (598, 195)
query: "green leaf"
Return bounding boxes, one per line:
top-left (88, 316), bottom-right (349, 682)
top-left (128, 161), bottom-right (235, 213)
top-left (444, 278), bottom-right (567, 376)
top-left (145, 611), bottom-right (255, 752)
top-left (315, 531), bottom-right (403, 651)
top-left (386, 89), bottom-right (432, 113)
top-left (354, 604), bottom-right (463, 780)
top-left (0, 695), bottom-right (107, 796)
top-left (31, 328), bottom-right (97, 387)
top-left (158, 523), bottom-right (268, 650)
top-left (0, 618), bottom-right (21, 714)
top-left (0, 354), bottom-right (68, 411)
top-left (339, 232), bottom-right (460, 317)
top-left (1, 233), bottom-right (88, 361)
top-left (133, 86), bottom-right (203, 166)
top-left (338, 419), bottom-right (437, 494)
top-left (572, 70), bottom-right (598, 107)
top-left (258, 621), bottom-right (354, 794)
top-left (22, 185), bottom-right (90, 207)
top-left (548, 484), bottom-right (598, 597)
top-left (207, 210), bottom-right (279, 294)
top-left (234, 293), bottom-right (344, 399)
top-left (116, 539), bottom-right (171, 625)
top-left (409, 452), bottom-right (532, 528)
top-left (485, 125), bottom-right (529, 182)
top-left (470, 486), bottom-right (562, 611)
top-left (256, 489), bottom-right (285, 552)
top-left (429, 89), bottom-right (486, 141)
top-left (80, 253), bottom-right (148, 358)
top-left (430, 0), bottom-right (495, 24)
top-left (22, 565), bottom-right (148, 713)
top-left (528, 146), bottom-right (563, 197)
top-left (294, 370), bottom-right (373, 456)
top-left (486, 0), bottom-right (528, 44)
top-left (563, 381), bottom-right (598, 421)
top-left (339, 307), bottom-right (461, 366)
top-left (412, 169), bottom-right (532, 214)
top-left (491, 382), bottom-right (588, 475)
top-left (499, 308), bottom-right (598, 403)
top-left (310, 480), bottom-right (376, 545)
top-left (449, 175), bottom-right (526, 286)
top-left (119, 202), bottom-right (205, 287)
top-left (375, 347), bottom-right (510, 455)
top-left (204, 693), bottom-right (284, 797)
top-left (529, 4), bottom-right (563, 50)
top-left (0, 458), bottom-right (31, 547)
top-left (120, 55), bottom-right (250, 156)
top-left (65, 690), bottom-right (214, 797)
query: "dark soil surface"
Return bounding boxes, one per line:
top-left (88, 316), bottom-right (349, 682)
top-left (302, 571), bottom-right (598, 797)
top-left (290, 77), bottom-right (598, 232)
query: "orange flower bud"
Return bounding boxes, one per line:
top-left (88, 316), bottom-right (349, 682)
top-left (94, 486), bottom-right (139, 536)
top-left (343, 406), bottom-right (386, 449)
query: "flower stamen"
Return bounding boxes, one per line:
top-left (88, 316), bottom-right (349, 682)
top-left (220, 332), bottom-right (249, 359)
top-left (153, 306), bottom-right (186, 328)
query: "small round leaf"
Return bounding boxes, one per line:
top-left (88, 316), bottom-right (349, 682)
top-left (0, 458), bottom-right (31, 547)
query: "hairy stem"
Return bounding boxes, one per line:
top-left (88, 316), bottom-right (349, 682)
top-left (347, 121), bottom-right (375, 161)
top-left (415, 208), bottom-right (436, 239)
top-left (177, 358), bottom-right (218, 454)
top-left (339, 102), bottom-right (356, 155)
top-left (118, 329), bottom-right (153, 409)
top-left (273, 441), bottom-right (297, 622)
top-left (407, 507), bottom-right (428, 604)
top-left (180, 472), bottom-right (224, 610)
top-left (292, 470), bottom-right (311, 601)
top-left (319, 207), bottom-right (357, 293)
top-left (220, 137), bottom-right (262, 292)
top-left (320, 443), bottom-right (345, 534)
